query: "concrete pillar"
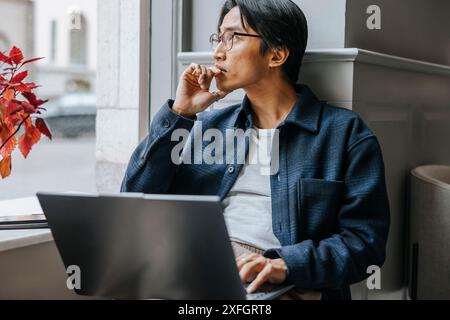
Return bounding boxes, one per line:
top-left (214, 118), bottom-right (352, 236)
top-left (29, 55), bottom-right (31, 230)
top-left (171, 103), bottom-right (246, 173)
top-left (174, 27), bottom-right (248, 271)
top-left (95, 0), bottom-right (150, 193)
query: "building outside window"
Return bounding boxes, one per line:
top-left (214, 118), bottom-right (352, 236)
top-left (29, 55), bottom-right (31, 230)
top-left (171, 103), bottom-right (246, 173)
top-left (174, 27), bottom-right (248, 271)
top-left (50, 19), bottom-right (57, 62)
top-left (68, 8), bottom-right (87, 66)
top-left (0, 0), bottom-right (97, 201)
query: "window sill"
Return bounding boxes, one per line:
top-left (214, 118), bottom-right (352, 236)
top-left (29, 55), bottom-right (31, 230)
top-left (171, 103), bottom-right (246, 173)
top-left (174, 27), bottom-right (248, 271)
top-left (0, 229), bottom-right (53, 252)
top-left (0, 196), bottom-right (53, 252)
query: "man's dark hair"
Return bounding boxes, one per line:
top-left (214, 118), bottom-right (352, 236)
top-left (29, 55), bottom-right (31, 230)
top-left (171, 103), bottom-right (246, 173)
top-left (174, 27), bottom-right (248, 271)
top-left (218, 0), bottom-right (308, 85)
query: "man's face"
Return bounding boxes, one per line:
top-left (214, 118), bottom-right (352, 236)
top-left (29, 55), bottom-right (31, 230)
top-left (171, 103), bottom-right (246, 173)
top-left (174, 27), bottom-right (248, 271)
top-left (213, 7), bottom-right (270, 92)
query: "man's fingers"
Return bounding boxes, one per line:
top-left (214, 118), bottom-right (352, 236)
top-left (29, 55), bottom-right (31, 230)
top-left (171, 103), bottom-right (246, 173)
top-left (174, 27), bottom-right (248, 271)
top-left (186, 63), bottom-right (198, 75)
top-left (204, 68), bottom-right (215, 89)
top-left (195, 64), bottom-right (202, 77)
top-left (239, 257), bottom-right (267, 282)
top-left (187, 64), bottom-right (212, 90)
top-left (236, 253), bottom-right (260, 270)
top-left (247, 263), bottom-right (272, 293)
top-left (199, 65), bottom-right (208, 89)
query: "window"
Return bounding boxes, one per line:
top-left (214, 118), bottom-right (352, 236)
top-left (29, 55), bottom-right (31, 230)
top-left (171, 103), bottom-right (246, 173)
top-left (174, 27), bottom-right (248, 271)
top-left (69, 9), bottom-right (87, 66)
top-left (50, 20), bottom-right (57, 62)
top-left (0, 0), bottom-right (97, 201)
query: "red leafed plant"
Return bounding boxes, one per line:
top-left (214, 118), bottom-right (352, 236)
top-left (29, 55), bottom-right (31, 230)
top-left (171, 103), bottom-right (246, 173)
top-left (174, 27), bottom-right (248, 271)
top-left (0, 46), bottom-right (51, 179)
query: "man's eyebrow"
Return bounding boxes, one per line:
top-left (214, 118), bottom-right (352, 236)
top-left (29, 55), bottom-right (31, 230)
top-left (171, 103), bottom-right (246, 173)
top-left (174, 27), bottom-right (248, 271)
top-left (219, 26), bottom-right (244, 33)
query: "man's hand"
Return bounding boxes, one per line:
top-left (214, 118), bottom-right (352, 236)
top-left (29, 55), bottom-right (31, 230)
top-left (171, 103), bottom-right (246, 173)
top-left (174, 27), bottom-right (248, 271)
top-left (236, 253), bottom-right (288, 293)
top-left (172, 63), bottom-right (230, 118)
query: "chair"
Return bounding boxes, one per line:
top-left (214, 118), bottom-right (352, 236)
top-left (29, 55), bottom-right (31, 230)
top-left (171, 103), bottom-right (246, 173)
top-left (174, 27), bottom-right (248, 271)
top-left (409, 165), bottom-right (450, 299)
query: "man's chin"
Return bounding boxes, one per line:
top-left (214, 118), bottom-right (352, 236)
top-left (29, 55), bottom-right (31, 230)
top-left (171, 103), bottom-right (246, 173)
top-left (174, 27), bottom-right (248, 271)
top-left (216, 81), bottom-right (237, 93)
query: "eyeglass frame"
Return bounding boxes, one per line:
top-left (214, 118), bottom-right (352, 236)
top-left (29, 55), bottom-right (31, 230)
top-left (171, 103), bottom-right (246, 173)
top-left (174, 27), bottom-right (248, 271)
top-left (209, 32), bottom-right (261, 51)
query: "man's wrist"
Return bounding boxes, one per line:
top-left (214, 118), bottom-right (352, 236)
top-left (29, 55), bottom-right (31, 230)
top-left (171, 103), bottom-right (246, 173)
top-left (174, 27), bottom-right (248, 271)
top-left (172, 102), bottom-right (196, 119)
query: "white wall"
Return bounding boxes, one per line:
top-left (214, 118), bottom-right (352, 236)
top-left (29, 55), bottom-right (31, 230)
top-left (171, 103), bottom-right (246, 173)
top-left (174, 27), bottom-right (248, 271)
top-left (0, 0), bottom-right (33, 56)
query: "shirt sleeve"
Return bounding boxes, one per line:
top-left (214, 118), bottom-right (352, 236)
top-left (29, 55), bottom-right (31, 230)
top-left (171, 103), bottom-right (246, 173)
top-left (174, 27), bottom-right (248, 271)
top-left (120, 99), bottom-right (195, 193)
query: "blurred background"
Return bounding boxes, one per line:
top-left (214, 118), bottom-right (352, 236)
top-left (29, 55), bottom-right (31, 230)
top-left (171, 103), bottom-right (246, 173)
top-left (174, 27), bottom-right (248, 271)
top-left (0, 0), bottom-right (97, 200)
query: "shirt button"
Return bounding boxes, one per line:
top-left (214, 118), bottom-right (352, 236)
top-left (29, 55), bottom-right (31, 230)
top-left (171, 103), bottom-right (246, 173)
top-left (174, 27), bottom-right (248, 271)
top-left (227, 166), bottom-right (235, 174)
top-left (163, 119), bottom-right (171, 128)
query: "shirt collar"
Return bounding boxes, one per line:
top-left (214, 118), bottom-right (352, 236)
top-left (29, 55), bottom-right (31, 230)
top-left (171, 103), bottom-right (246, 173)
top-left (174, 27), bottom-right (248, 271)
top-left (232, 84), bottom-right (323, 134)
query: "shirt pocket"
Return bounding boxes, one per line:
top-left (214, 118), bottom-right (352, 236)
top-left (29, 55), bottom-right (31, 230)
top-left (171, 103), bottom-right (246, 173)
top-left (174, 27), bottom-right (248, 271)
top-left (297, 178), bottom-right (344, 240)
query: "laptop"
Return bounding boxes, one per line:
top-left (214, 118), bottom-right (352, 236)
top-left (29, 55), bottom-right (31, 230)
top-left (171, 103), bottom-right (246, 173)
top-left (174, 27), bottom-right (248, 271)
top-left (36, 192), bottom-right (295, 300)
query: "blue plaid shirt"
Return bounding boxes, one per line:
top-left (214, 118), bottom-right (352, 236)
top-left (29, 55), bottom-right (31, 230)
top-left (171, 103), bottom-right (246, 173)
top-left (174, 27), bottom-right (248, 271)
top-left (121, 84), bottom-right (390, 300)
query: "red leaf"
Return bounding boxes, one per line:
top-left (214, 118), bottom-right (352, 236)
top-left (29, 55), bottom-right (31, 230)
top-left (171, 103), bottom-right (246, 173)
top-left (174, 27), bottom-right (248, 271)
top-left (15, 82), bottom-right (38, 93)
top-left (0, 155), bottom-right (12, 178)
top-left (0, 51), bottom-right (11, 64)
top-left (6, 100), bottom-right (23, 116)
top-left (23, 116), bottom-right (32, 128)
top-left (22, 92), bottom-right (36, 102)
top-left (0, 120), bottom-right (7, 141)
top-left (0, 103), bottom-right (5, 122)
top-left (23, 92), bottom-right (48, 107)
top-left (27, 122), bottom-right (41, 145)
top-left (11, 71), bottom-right (28, 84)
top-left (0, 135), bottom-right (16, 159)
top-left (18, 132), bottom-right (31, 158)
top-left (21, 101), bottom-right (36, 113)
top-left (18, 121), bottom-right (41, 159)
top-left (3, 88), bottom-right (15, 101)
top-left (9, 46), bottom-right (24, 65)
top-left (36, 118), bottom-right (52, 140)
top-left (16, 83), bottom-right (31, 93)
top-left (20, 57), bottom-right (44, 66)
top-left (7, 112), bottom-right (23, 127)
top-left (25, 82), bottom-right (39, 89)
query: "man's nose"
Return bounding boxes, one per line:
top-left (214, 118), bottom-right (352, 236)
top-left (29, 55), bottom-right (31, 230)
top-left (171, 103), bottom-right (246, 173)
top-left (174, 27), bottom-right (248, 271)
top-left (212, 47), bottom-right (226, 61)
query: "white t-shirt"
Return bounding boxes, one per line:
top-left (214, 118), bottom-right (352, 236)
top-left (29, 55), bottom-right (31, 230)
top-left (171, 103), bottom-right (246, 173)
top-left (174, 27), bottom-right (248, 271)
top-left (222, 127), bottom-right (281, 250)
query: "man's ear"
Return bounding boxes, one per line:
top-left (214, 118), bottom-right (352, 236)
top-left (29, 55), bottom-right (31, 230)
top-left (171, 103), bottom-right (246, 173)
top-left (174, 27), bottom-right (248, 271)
top-left (268, 47), bottom-right (290, 68)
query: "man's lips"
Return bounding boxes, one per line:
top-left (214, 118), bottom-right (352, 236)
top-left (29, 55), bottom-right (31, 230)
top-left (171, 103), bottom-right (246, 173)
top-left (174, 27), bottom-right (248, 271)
top-left (214, 64), bottom-right (227, 73)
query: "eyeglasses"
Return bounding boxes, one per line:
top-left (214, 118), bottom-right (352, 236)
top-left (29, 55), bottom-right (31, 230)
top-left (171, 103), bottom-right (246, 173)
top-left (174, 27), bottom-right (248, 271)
top-left (209, 32), bottom-right (261, 51)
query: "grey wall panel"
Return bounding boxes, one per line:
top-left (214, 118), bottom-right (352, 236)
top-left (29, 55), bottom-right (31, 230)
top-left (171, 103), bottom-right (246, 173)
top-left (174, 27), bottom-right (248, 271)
top-left (346, 0), bottom-right (450, 66)
top-left (352, 60), bottom-right (450, 295)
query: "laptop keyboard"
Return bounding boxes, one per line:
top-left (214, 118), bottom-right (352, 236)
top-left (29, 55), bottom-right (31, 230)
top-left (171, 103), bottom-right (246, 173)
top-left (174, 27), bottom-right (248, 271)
top-left (244, 283), bottom-right (296, 300)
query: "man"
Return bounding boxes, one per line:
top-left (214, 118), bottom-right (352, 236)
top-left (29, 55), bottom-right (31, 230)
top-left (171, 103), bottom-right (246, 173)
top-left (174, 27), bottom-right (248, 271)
top-left (121, 0), bottom-right (390, 300)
